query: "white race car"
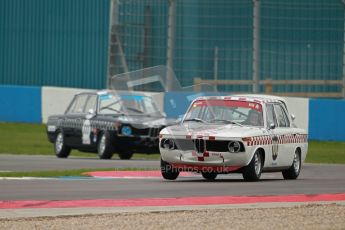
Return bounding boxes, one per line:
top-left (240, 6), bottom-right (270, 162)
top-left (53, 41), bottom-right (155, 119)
top-left (159, 95), bottom-right (308, 181)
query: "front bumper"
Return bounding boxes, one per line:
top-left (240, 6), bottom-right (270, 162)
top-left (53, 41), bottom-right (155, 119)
top-left (160, 148), bottom-right (252, 168)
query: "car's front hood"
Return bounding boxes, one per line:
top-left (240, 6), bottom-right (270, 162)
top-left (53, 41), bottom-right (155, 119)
top-left (160, 123), bottom-right (268, 139)
top-left (116, 115), bottom-right (176, 127)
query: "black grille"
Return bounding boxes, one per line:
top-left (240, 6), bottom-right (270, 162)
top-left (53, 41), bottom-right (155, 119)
top-left (130, 127), bottom-right (149, 136)
top-left (206, 140), bottom-right (229, 152)
top-left (161, 139), bottom-right (245, 153)
top-left (149, 128), bottom-right (160, 137)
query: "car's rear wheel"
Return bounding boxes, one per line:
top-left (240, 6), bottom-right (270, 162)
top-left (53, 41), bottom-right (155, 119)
top-left (54, 131), bottom-right (71, 158)
top-left (160, 159), bottom-right (179, 180)
top-left (201, 172), bottom-right (217, 180)
top-left (242, 150), bottom-right (263, 181)
top-left (118, 151), bottom-right (133, 160)
top-left (97, 132), bottom-right (113, 159)
top-left (282, 149), bottom-right (301, 180)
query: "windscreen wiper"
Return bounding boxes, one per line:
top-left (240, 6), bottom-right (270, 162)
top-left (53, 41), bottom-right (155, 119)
top-left (183, 118), bottom-right (206, 123)
top-left (209, 119), bottom-right (243, 126)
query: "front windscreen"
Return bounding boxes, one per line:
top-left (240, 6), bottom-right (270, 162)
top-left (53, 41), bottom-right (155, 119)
top-left (184, 100), bottom-right (264, 127)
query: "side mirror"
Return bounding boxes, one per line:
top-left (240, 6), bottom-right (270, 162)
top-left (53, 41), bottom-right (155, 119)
top-left (269, 123), bottom-right (276, 130)
top-left (291, 114), bottom-right (296, 121)
top-left (86, 109), bottom-right (96, 119)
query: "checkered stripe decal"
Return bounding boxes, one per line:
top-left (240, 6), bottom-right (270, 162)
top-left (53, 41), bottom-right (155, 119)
top-left (247, 134), bottom-right (308, 146)
top-left (248, 136), bottom-right (272, 146)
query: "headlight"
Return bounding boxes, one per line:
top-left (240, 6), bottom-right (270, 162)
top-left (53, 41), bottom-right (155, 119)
top-left (163, 139), bottom-right (175, 150)
top-left (121, 126), bottom-right (132, 136)
top-left (228, 141), bottom-right (241, 153)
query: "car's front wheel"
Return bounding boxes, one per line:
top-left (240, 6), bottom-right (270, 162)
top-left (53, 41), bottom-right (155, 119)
top-left (201, 172), bottom-right (217, 180)
top-left (160, 159), bottom-right (179, 180)
top-left (242, 150), bottom-right (263, 181)
top-left (97, 132), bottom-right (114, 159)
top-left (54, 131), bottom-right (71, 158)
top-left (282, 149), bottom-right (301, 180)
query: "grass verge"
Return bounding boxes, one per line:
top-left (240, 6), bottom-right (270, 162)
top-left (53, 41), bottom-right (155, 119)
top-left (0, 168), bottom-right (155, 178)
top-left (0, 122), bottom-right (160, 160)
top-left (305, 141), bottom-right (345, 164)
top-left (0, 122), bottom-right (344, 163)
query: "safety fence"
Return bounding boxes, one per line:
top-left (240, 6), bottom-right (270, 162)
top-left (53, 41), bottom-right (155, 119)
top-left (194, 78), bottom-right (345, 98)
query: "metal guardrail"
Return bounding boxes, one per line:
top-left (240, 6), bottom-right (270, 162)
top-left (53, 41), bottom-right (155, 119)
top-left (194, 78), bottom-right (344, 98)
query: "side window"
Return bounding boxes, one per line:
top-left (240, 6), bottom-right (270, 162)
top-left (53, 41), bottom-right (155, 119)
top-left (273, 104), bottom-right (290, 127)
top-left (84, 95), bottom-right (97, 113)
top-left (266, 104), bottom-right (277, 127)
top-left (66, 95), bottom-right (88, 114)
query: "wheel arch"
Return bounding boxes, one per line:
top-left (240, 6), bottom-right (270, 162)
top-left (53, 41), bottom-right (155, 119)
top-left (256, 147), bottom-right (266, 167)
top-left (295, 146), bottom-right (301, 154)
top-left (246, 146), bottom-right (266, 166)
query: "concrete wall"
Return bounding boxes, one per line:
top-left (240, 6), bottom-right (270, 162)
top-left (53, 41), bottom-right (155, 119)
top-left (42, 87), bottom-right (95, 123)
top-left (284, 97), bottom-right (309, 132)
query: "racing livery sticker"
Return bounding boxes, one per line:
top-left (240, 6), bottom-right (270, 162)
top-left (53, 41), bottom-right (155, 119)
top-left (82, 119), bottom-right (91, 145)
top-left (272, 135), bottom-right (279, 161)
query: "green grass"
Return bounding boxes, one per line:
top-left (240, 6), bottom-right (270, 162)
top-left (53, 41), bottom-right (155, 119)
top-left (0, 122), bottom-right (344, 163)
top-left (306, 141), bottom-right (345, 164)
top-left (0, 122), bottom-right (160, 160)
top-left (0, 168), bottom-right (155, 178)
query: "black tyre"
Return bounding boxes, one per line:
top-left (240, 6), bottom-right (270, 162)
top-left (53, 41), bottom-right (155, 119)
top-left (118, 151), bottom-right (134, 160)
top-left (97, 132), bottom-right (113, 159)
top-left (201, 172), bottom-right (217, 180)
top-left (54, 131), bottom-right (71, 158)
top-left (282, 149), bottom-right (301, 180)
top-left (160, 158), bottom-right (179, 180)
top-left (242, 150), bottom-right (263, 181)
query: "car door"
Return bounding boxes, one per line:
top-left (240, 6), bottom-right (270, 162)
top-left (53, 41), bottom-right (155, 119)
top-left (266, 103), bottom-right (280, 167)
top-left (271, 103), bottom-right (293, 167)
top-left (62, 94), bottom-right (89, 147)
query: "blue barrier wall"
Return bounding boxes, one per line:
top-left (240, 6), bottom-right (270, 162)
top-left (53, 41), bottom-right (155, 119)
top-left (309, 99), bottom-right (345, 141)
top-left (0, 85), bottom-right (41, 123)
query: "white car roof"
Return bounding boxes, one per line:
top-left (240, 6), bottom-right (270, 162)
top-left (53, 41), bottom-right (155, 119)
top-left (232, 94), bottom-right (287, 103)
top-left (196, 94), bottom-right (286, 104)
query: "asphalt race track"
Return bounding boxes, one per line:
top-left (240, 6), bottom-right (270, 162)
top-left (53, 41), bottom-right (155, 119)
top-left (0, 155), bottom-right (344, 201)
top-left (0, 154), bottom-right (159, 171)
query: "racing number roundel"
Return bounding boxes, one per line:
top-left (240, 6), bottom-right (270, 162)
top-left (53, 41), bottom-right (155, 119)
top-left (272, 135), bottom-right (279, 161)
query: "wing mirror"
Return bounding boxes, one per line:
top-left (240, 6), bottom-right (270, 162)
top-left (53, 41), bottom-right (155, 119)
top-left (269, 123), bottom-right (276, 130)
top-left (86, 109), bottom-right (96, 119)
top-left (291, 114), bottom-right (296, 121)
